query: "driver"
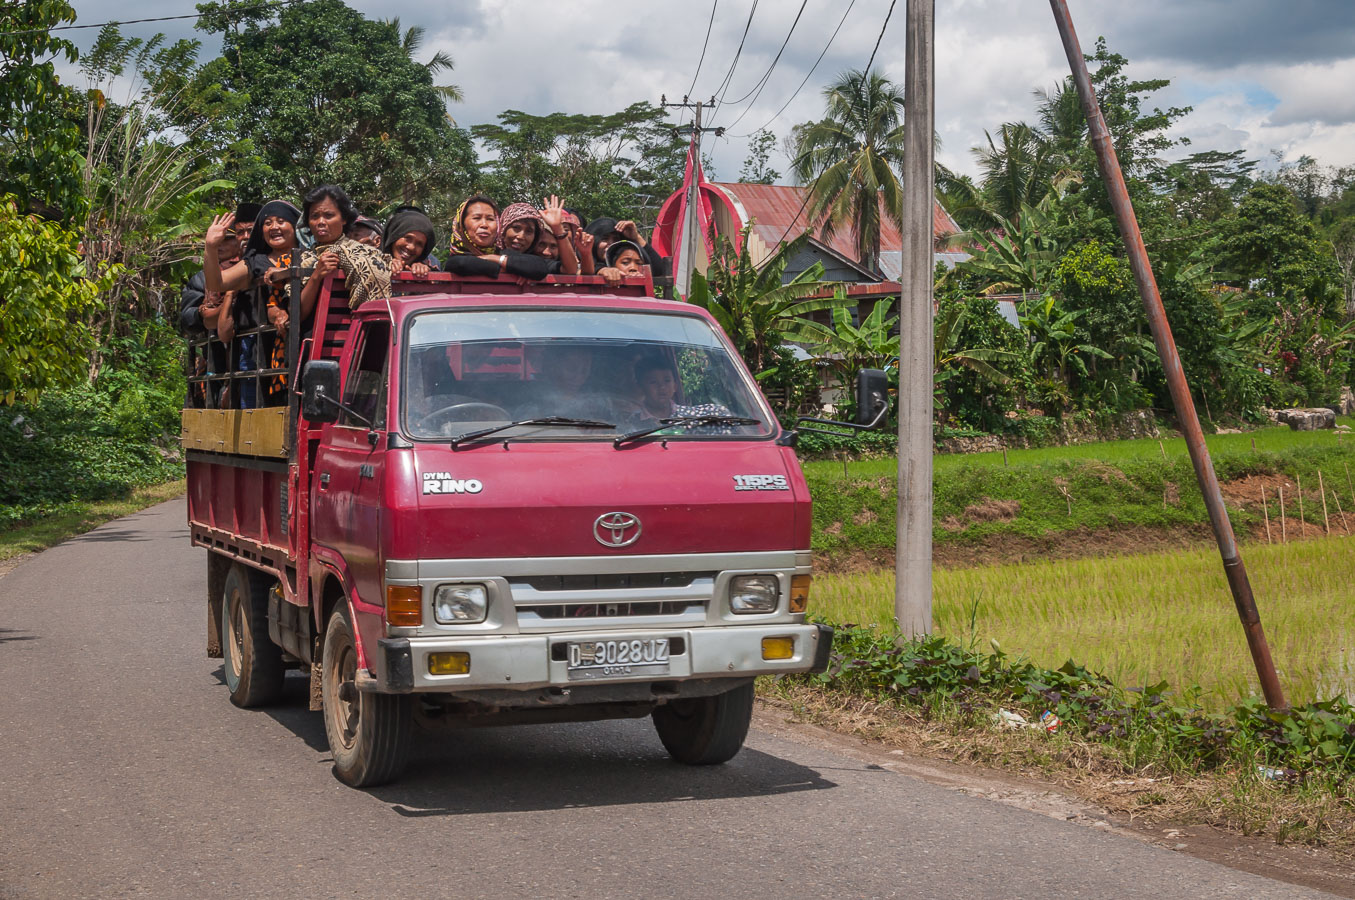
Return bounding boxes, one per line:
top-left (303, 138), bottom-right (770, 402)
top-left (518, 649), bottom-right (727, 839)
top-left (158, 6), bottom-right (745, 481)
top-left (530, 345), bottom-right (616, 422)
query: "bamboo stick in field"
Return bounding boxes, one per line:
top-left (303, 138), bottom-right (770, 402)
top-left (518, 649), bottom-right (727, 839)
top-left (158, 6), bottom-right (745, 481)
top-left (1279, 486), bottom-right (1287, 543)
top-left (1335, 490), bottom-right (1350, 535)
top-left (1297, 474), bottom-right (1306, 534)
top-left (1319, 470), bottom-right (1331, 535)
top-left (1346, 462), bottom-right (1354, 509)
top-left (1159, 440), bottom-right (1167, 461)
top-left (1261, 487), bottom-right (1272, 544)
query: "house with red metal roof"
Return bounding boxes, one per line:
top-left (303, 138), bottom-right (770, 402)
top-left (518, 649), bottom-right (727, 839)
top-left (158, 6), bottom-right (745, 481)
top-left (650, 181), bottom-right (966, 299)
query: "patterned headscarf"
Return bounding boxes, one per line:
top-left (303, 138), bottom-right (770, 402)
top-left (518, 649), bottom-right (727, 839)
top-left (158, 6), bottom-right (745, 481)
top-left (495, 202), bottom-right (545, 250)
top-left (449, 196), bottom-right (499, 256)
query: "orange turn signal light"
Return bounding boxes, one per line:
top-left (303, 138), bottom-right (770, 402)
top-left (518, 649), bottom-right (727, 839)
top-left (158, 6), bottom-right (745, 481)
top-left (789, 575), bottom-right (812, 613)
top-left (385, 585), bottom-right (423, 627)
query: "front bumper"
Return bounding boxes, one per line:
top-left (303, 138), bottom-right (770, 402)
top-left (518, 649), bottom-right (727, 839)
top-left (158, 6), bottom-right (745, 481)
top-left (365, 623), bottom-right (834, 694)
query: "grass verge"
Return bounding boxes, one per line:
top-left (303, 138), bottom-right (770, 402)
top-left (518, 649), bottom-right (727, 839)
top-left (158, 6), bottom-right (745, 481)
top-left (765, 626), bottom-right (1355, 852)
top-left (0, 479), bottom-right (186, 565)
top-left (807, 425), bottom-right (1355, 567)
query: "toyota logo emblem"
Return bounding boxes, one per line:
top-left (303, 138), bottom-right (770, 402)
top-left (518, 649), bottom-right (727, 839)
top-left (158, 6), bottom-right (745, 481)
top-left (594, 511), bottom-right (641, 547)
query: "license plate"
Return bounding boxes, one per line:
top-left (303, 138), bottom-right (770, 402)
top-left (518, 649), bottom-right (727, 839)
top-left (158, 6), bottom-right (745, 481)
top-left (566, 638), bottom-right (670, 680)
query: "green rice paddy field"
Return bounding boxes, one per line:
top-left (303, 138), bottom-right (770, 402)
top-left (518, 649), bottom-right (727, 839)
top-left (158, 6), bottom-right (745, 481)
top-left (804, 423), bottom-right (1355, 708)
top-left (812, 535), bottom-right (1355, 709)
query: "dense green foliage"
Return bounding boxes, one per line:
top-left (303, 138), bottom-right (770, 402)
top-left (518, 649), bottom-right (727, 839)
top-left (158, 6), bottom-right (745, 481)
top-left (0, 322), bottom-right (185, 527)
top-left (0, 198), bottom-right (113, 403)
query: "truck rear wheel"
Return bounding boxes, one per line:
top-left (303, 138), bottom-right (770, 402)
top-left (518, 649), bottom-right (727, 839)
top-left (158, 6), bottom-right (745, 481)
top-left (321, 607), bottom-right (412, 787)
top-left (221, 563), bottom-right (285, 708)
top-left (652, 681), bottom-right (754, 765)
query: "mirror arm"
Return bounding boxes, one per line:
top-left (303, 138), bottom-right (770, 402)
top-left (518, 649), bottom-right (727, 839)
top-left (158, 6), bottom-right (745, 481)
top-left (775, 401), bottom-right (890, 447)
top-left (313, 392), bottom-right (374, 429)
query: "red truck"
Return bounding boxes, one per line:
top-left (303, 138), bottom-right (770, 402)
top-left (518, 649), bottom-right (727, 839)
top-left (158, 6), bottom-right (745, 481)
top-left (183, 271), bottom-right (885, 786)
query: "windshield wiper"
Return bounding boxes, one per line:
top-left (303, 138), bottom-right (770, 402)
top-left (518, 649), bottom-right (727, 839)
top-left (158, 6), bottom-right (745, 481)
top-left (450, 416), bottom-right (615, 450)
top-left (613, 415), bottom-right (762, 449)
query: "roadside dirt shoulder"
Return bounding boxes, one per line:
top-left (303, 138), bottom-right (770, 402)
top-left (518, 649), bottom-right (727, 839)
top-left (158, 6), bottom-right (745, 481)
top-left (753, 699), bottom-right (1355, 898)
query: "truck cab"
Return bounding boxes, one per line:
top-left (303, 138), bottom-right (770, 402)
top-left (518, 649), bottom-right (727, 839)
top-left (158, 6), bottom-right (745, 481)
top-left (184, 272), bottom-right (835, 786)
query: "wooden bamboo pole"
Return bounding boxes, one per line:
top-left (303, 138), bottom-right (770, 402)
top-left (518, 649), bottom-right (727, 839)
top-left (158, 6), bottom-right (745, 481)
top-left (1297, 474), bottom-right (1306, 534)
top-left (1279, 486), bottom-right (1287, 543)
top-left (1334, 490), bottom-right (1349, 535)
top-left (1261, 487), bottom-right (1272, 544)
top-left (1319, 470), bottom-right (1331, 536)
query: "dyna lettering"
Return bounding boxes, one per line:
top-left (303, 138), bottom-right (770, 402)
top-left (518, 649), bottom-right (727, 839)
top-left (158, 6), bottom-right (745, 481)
top-left (421, 472), bottom-right (484, 495)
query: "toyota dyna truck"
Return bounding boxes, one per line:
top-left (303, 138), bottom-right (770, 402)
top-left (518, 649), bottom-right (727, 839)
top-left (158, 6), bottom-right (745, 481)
top-left (182, 270), bottom-right (882, 787)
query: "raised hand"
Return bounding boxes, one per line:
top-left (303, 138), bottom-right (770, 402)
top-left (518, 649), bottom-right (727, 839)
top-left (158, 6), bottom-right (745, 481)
top-left (616, 219), bottom-right (641, 242)
top-left (577, 230), bottom-right (595, 255)
top-left (205, 213), bottom-right (236, 250)
top-left (541, 195), bottom-right (565, 234)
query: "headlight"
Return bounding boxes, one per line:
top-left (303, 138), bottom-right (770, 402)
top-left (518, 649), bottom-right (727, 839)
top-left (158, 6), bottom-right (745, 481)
top-left (433, 583), bottom-right (488, 623)
top-left (729, 574), bottom-right (779, 614)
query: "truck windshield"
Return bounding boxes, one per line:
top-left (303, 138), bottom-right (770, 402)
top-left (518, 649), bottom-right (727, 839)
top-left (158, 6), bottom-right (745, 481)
top-left (403, 309), bottom-right (775, 442)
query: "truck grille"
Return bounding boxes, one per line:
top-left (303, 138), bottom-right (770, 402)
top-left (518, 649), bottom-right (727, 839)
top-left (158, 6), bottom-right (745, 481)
top-left (508, 572), bottom-right (717, 631)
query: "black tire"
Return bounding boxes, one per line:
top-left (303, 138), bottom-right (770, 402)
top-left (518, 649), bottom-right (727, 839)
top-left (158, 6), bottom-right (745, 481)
top-left (221, 563), bottom-right (285, 708)
top-left (652, 681), bottom-right (755, 765)
top-left (322, 606), bottom-right (412, 787)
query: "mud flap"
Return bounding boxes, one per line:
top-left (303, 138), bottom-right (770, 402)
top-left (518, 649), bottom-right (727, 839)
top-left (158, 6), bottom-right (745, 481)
top-left (206, 552), bottom-right (231, 658)
top-left (309, 662), bottom-right (324, 711)
top-left (810, 623), bottom-right (835, 674)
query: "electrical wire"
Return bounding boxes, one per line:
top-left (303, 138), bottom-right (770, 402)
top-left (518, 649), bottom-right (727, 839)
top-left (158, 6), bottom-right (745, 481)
top-left (684, 0), bottom-right (720, 100)
top-left (728, 0), bottom-right (857, 138)
top-left (715, 0), bottom-right (809, 111)
top-left (707, 0), bottom-right (760, 106)
top-left (0, 1), bottom-right (292, 37)
top-left (776, 0), bottom-right (899, 249)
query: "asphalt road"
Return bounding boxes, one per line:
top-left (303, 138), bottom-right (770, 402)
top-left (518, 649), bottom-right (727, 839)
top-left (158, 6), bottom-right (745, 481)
top-left (0, 499), bottom-right (1338, 899)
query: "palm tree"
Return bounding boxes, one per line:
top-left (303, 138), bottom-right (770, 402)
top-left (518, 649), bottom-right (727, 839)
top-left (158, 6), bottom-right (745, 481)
top-left (791, 69), bottom-right (906, 274)
top-left (385, 19), bottom-right (463, 117)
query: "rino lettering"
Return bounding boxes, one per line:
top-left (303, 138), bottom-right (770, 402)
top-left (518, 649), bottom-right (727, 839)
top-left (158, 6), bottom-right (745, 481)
top-left (421, 473), bottom-right (483, 495)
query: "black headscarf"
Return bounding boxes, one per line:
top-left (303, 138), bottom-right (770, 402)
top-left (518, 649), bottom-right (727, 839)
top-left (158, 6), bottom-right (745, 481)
top-left (584, 217), bottom-right (618, 240)
top-left (381, 206), bottom-right (437, 263)
top-left (605, 240), bottom-right (644, 267)
top-left (243, 200), bottom-right (301, 259)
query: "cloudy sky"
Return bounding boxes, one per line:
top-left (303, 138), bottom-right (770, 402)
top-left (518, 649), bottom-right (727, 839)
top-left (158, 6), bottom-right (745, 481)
top-left (60, 0), bottom-right (1355, 184)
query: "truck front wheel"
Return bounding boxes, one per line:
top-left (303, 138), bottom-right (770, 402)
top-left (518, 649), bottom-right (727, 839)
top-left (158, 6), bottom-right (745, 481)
top-left (651, 681), bottom-right (754, 765)
top-left (221, 563), bottom-right (285, 708)
top-left (321, 607), bottom-right (412, 787)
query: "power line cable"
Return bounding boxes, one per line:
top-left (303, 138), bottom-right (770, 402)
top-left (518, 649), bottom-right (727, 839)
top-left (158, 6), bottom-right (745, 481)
top-left (707, 0), bottom-right (760, 105)
top-left (0, 1), bottom-right (293, 37)
top-left (728, 0), bottom-right (857, 138)
top-left (684, 0), bottom-right (720, 99)
top-left (715, 0), bottom-right (809, 113)
top-left (776, 0), bottom-right (899, 249)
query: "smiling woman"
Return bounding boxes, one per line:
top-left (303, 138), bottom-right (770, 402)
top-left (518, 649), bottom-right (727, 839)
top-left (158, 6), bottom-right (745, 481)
top-left (298, 184), bottom-right (392, 311)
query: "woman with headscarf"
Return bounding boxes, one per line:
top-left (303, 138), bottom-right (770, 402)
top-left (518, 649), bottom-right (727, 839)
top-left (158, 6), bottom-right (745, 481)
top-left (204, 199), bottom-right (303, 406)
top-left (298, 184), bottom-right (391, 313)
top-left (382, 205), bottom-right (437, 277)
top-left (496, 202), bottom-right (544, 253)
top-left (444, 195), bottom-right (568, 281)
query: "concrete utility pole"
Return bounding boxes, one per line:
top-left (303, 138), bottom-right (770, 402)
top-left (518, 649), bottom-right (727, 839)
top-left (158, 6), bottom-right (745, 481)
top-left (896, 0), bottom-right (935, 637)
top-left (1048, 0), bottom-right (1286, 709)
top-left (661, 95), bottom-right (723, 297)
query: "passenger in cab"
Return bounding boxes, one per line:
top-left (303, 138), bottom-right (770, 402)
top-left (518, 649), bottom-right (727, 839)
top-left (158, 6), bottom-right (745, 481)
top-left (348, 215), bottom-right (384, 249)
top-left (299, 184), bottom-right (391, 311)
top-left (382, 205), bottom-right (437, 277)
top-left (634, 356), bottom-right (731, 421)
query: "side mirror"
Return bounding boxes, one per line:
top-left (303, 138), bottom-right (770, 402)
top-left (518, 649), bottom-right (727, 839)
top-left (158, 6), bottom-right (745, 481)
top-left (854, 368), bottom-right (889, 427)
top-left (301, 360), bottom-right (341, 423)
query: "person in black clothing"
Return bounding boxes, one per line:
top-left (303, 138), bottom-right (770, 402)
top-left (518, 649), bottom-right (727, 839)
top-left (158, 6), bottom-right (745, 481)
top-left (181, 202), bottom-right (259, 406)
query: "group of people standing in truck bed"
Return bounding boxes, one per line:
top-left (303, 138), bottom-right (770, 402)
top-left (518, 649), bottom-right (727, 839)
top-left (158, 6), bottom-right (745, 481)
top-left (179, 185), bottom-right (669, 408)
